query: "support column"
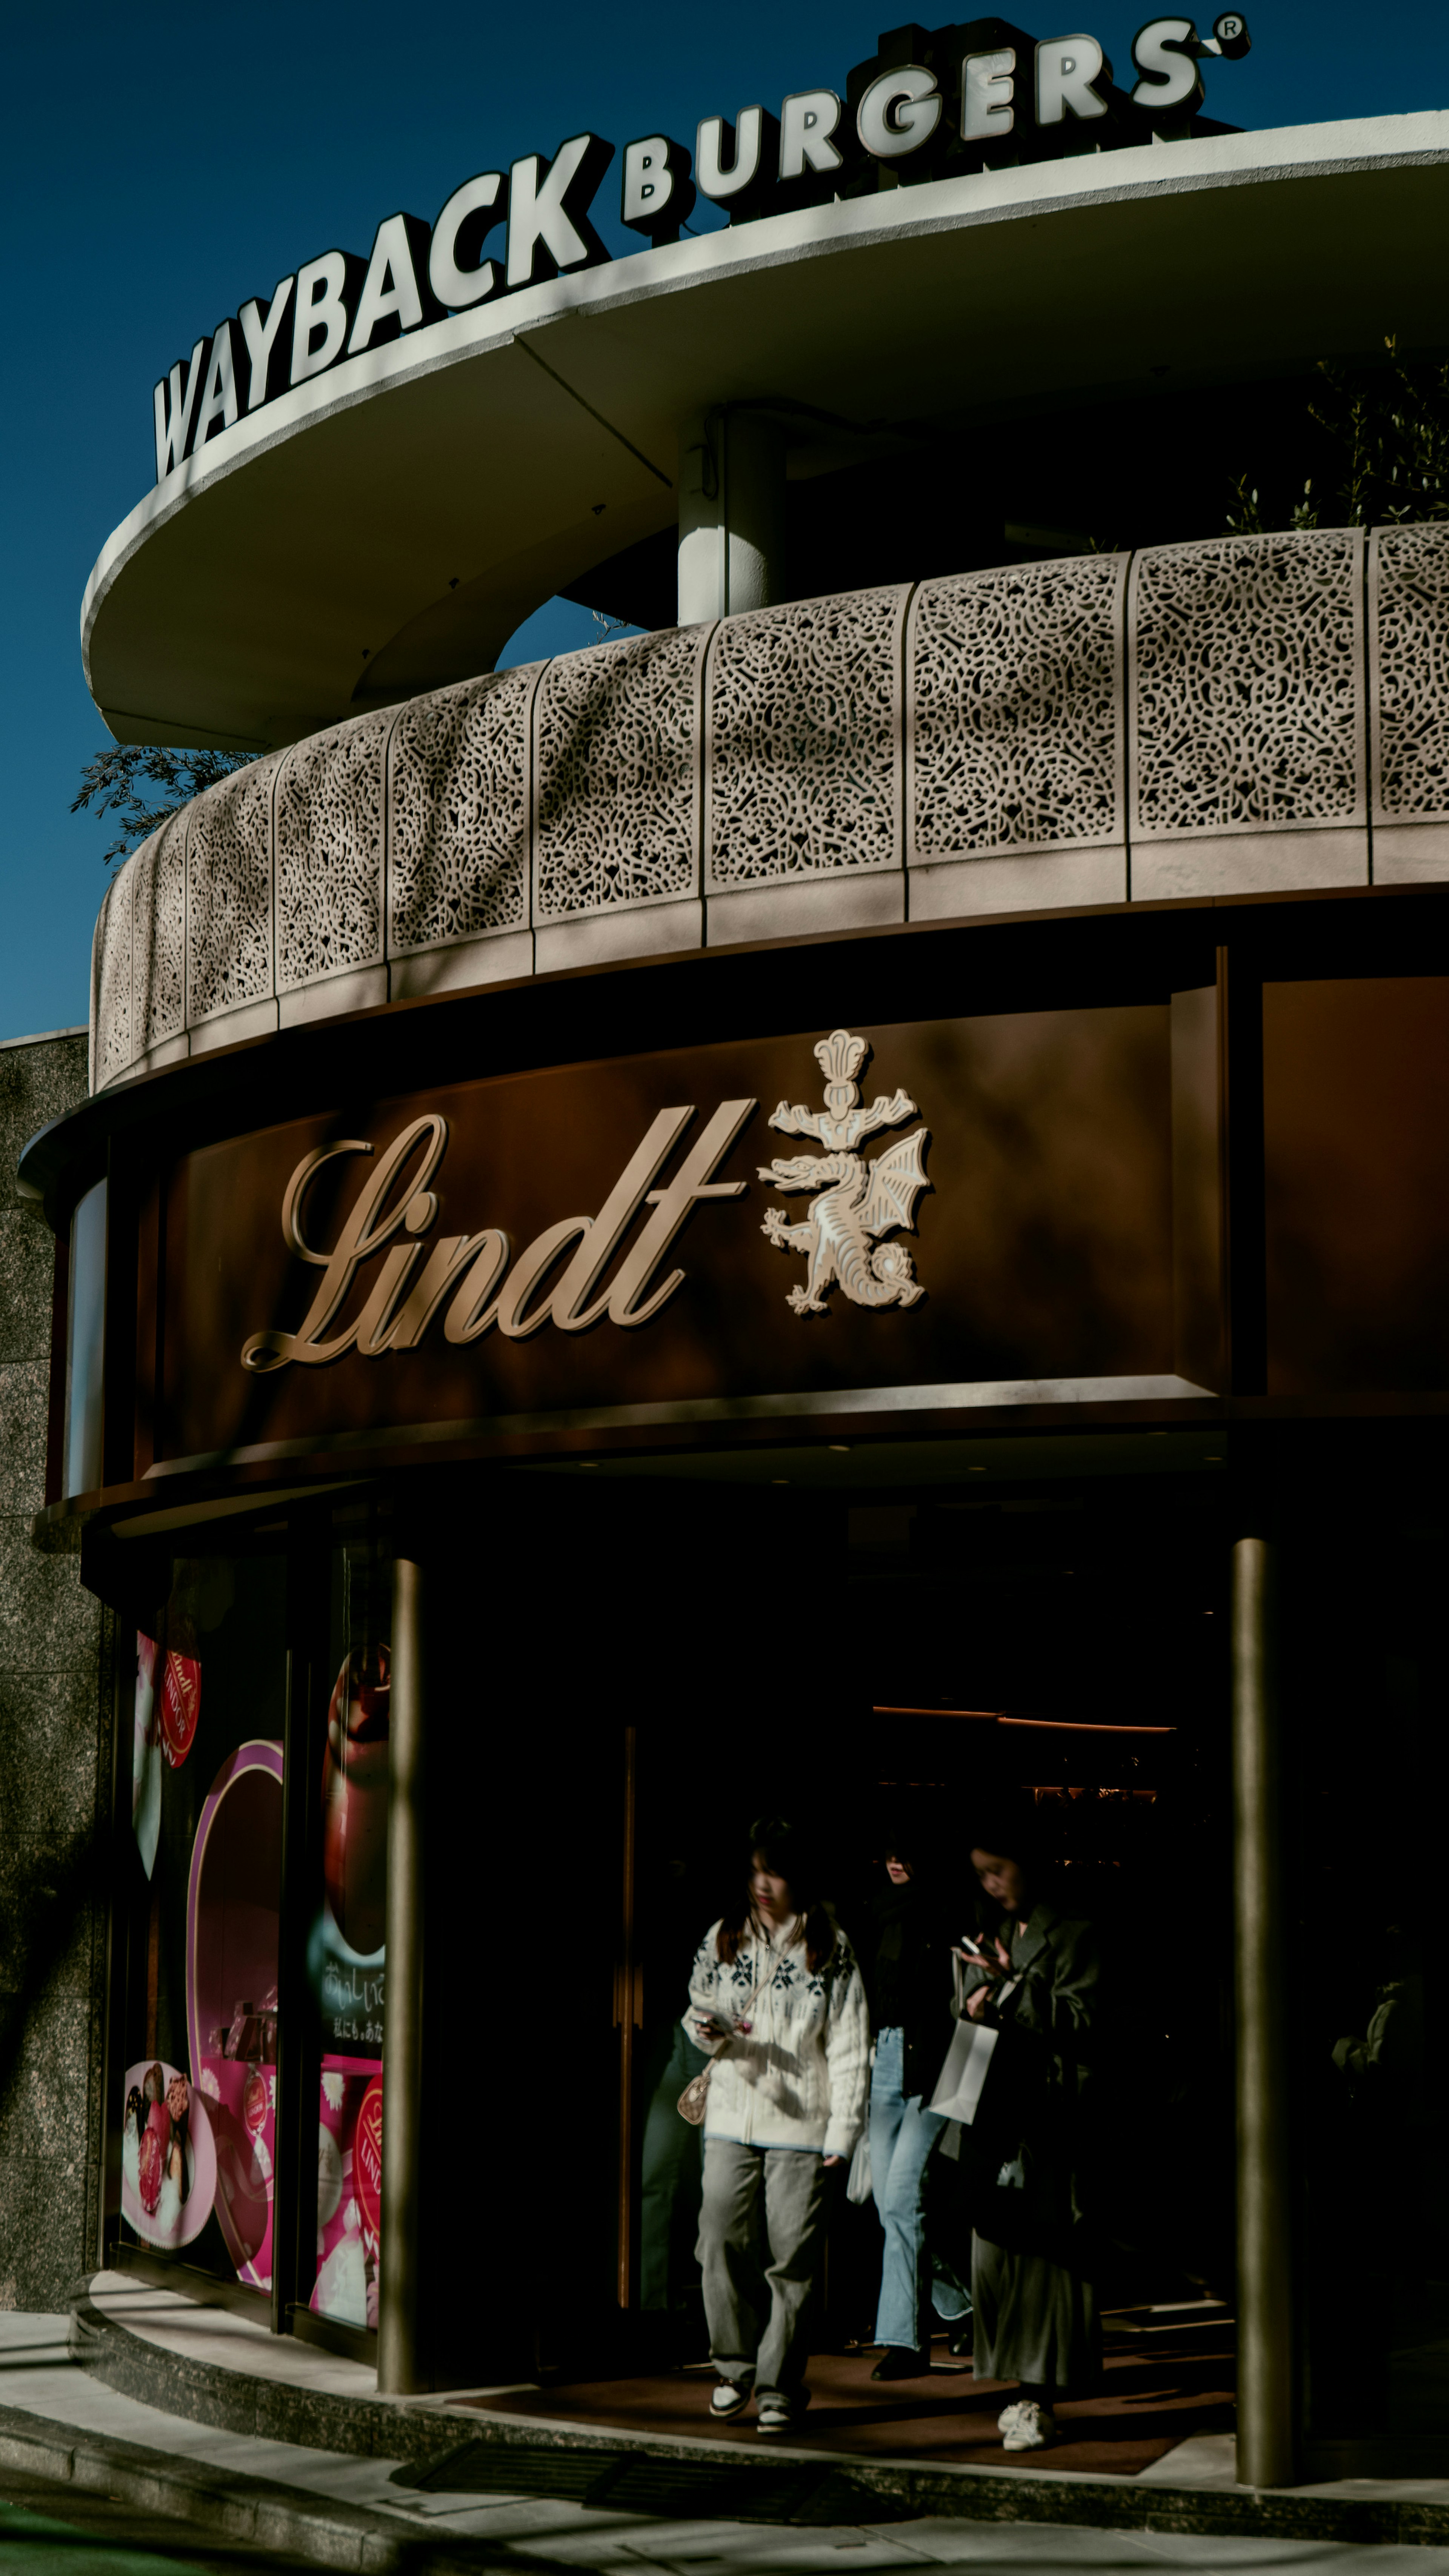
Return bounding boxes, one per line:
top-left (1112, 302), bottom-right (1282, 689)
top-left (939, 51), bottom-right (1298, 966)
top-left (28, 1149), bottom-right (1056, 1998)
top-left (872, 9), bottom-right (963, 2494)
top-left (677, 407), bottom-right (786, 624)
top-left (377, 1549), bottom-right (426, 2394)
top-left (1232, 1529), bottom-right (1295, 2488)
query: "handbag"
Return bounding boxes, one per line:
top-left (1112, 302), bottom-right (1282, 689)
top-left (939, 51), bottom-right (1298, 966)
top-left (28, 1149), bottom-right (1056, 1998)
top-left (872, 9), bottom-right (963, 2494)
top-left (677, 1944), bottom-right (777, 2125)
top-left (845, 2122), bottom-right (874, 2205)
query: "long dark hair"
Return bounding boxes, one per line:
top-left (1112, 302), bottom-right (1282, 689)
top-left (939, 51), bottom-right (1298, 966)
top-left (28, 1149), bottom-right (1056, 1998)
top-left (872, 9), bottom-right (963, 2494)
top-left (717, 1817), bottom-right (836, 1974)
top-left (966, 1793), bottom-right (1047, 1929)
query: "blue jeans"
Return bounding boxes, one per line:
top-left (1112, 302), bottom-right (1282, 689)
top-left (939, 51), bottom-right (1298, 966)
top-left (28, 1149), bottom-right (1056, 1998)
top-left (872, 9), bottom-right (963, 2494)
top-left (870, 2026), bottom-right (971, 2349)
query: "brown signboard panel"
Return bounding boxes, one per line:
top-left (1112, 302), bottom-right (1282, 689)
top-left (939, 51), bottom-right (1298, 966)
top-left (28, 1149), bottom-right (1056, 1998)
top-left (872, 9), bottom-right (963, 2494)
top-left (1264, 977), bottom-right (1449, 1398)
top-left (155, 1008), bottom-right (1183, 1469)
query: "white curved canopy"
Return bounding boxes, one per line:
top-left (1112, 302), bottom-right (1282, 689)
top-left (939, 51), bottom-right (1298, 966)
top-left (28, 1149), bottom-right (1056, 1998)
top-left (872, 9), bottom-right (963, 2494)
top-left (83, 115), bottom-right (1449, 752)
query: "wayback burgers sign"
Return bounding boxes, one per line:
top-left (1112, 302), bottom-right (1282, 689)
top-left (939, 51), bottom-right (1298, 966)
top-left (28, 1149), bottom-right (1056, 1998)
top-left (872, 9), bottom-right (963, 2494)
top-left (152, 11), bottom-right (1250, 481)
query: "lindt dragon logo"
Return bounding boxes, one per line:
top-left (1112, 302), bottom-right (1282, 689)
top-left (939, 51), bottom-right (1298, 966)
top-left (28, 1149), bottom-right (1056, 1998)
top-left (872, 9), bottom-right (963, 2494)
top-left (760, 1030), bottom-right (931, 1316)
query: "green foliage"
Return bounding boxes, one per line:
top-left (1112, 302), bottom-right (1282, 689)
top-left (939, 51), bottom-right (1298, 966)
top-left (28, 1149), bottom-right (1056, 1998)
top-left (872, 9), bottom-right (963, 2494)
top-left (1228, 336), bottom-right (1449, 536)
top-left (72, 742), bottom-right (258, 867)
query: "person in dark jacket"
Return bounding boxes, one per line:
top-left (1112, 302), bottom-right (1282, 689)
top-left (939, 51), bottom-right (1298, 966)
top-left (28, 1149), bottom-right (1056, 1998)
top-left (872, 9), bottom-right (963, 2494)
top-left (864, 1829), bottom-right (970, 2378)
top-left (951, 1804), bottom-right (1101, 2453)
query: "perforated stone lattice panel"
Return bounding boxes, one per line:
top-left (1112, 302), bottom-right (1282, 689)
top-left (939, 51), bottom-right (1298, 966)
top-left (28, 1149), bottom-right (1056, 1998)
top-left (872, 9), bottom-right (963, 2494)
top-left (92, 867), bottom-right (134, 1090)
top-left (908, 556), bottom-right (1127, 861)
top-left (389, 668), bottom-right (535, 953)
top-left (131, 813), bottom-right (188, 1053)
top-left (186, 754), bottom-right (278, 1022)
top-left (706, 587), bottom-right (908, 888)
top-left (89, 531), bottom-right (1444, 1084)
top-left (275, 708), bottom-right (391, 992)
top-left (1130, 528), bottom-right (1366, 839)
top-left (534, 627), bottom-right (707, 922)
top-left (1371, 522), bottom-right (1449, 824)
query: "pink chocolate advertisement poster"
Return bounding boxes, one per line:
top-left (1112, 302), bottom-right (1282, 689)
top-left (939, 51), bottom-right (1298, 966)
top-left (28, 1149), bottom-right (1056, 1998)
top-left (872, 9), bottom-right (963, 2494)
top-left (313, 2059), bottom-right (381, 2328)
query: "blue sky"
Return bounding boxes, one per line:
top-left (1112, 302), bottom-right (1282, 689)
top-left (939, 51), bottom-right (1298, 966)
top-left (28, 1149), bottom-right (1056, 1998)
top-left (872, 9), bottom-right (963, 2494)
top-left (2, 0), bottom-right (1445, 1041)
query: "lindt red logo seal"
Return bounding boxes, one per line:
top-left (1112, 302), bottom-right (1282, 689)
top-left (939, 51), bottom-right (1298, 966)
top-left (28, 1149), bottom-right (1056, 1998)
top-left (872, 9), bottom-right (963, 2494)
top-left (355, 2076), bottom-right (383, 2243)
top-left (159, 1650), bottom-right (202, 1769)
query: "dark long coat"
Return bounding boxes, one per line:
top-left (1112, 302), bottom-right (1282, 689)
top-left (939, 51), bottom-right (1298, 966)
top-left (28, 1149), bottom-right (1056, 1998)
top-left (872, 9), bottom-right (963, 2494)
top-left (948, 1900), bottom-right (1103, 2395)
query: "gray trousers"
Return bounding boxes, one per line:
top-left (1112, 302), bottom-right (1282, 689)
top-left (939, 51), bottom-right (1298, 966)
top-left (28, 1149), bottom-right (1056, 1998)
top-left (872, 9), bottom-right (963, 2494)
top-left (696, 2138), bottom-right (830, 2400)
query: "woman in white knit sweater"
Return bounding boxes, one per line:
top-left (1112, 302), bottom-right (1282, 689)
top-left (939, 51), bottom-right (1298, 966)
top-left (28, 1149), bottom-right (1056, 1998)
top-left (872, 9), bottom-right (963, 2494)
top-left (686, 1818), bottom-right (869, 2436)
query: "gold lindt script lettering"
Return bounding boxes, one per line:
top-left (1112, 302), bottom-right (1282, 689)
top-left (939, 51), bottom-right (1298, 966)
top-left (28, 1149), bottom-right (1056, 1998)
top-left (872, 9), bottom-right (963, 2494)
top-left (240, 1100), bottom-right (755, 1372)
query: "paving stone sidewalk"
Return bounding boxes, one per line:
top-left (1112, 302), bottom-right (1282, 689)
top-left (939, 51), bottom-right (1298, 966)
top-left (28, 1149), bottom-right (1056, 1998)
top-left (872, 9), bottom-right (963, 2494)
top-left (4, 2313), bottom-right (1449, 2576)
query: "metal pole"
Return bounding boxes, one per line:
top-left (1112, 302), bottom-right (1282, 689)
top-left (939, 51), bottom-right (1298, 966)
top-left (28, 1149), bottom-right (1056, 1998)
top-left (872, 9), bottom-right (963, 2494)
top-left (377, 1549), bottom-right (425, 2394)
top-left (615, 1723), bottom-right (640, 2310)
top-left (1232, 1532), bottom-right (1294, 2488)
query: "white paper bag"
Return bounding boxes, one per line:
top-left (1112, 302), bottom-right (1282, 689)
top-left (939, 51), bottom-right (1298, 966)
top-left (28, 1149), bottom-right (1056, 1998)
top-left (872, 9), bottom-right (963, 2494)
top-left (845, 2126), bottom-right (873, 2206)
top-left (928, 2016), bottom-right (1000, 2125)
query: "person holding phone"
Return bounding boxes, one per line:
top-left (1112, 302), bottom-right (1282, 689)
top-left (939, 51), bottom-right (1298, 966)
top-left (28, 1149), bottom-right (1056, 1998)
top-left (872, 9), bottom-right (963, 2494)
top-left (685, 1818), bottom-right (869, 2438)
top-left (951, 1800), bottom-right (1102, 2455)
top-left (863, 1826), bottom-right (971, 2378)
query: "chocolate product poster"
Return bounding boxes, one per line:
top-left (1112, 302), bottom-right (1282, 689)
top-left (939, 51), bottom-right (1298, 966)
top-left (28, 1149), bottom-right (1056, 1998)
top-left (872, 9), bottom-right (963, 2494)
top-left (133, 1631), bottom-right (203, 1878)
top-left (157, 1645), bottom-right (201, 1766)
top-left (184, 1742), bottom-right (285, 2292)
top-left (310, 1643), bottom-right (389, 2051)
top-left (314, 2058), bottom-right (381, 2327)
top-left (132, 1637), bottom-right (161, 1878)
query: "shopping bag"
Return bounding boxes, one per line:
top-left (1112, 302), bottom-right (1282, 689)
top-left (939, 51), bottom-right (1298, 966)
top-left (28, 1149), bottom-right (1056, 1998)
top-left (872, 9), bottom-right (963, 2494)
top-left (928, 2016), bottom-right (1000, 2126)
top-left (846, 2125), bottom-right (873, 2205)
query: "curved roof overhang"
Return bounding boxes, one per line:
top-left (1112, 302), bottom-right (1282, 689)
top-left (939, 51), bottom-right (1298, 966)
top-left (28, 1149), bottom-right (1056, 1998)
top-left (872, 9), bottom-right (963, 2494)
top-left (83, 113), bottom-right (1449, 751)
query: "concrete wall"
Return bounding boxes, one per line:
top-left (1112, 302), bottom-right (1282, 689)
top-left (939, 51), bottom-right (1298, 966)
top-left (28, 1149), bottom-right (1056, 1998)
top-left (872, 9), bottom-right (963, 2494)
top-left (0, 1030), bottom-right (109, 2308)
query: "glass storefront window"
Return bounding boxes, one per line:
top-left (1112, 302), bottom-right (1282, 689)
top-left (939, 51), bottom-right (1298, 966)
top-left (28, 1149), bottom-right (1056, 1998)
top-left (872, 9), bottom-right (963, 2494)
top-left (111, 1510), bottom-right (395, 2347)
top-left (118, 1549), bottom-right (286, 2294)
top-left (63, 1177), bottom-right (106, 1498)
top-left (306, 1529), bottom-right (391, 2333)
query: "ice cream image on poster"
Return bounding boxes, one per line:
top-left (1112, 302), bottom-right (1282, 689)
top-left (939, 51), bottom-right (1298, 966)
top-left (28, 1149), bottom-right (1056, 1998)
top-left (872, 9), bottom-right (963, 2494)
top-left (120, 2059), bottom-right (217, 2249)
top-left (185, 1741), bottom-right (283, 2290)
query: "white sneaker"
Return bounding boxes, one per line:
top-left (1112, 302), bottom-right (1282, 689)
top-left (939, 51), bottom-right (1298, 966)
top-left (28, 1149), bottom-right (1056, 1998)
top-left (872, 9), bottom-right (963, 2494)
top-left (996, 2400), bottom-right (1025, 2435)
top-left (1001, 2400), bottom-right (1055, 2451)
top-left (710, 2381), bottom-right (750, 2419)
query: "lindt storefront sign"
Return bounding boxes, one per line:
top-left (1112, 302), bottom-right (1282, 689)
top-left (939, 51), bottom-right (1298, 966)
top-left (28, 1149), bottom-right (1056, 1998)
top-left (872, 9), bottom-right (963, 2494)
top-left (153, 12), bottom-right (1250, 481)
top-left (148, 1012), bottom-right (1195, 1477)
top-left (240, 1033), bottom-right (935, 1372)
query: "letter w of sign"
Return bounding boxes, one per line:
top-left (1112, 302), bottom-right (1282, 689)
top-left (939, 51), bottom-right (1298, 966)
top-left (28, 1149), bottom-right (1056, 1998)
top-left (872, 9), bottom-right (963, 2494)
top-left (154, 339), bottom-right (209, 480)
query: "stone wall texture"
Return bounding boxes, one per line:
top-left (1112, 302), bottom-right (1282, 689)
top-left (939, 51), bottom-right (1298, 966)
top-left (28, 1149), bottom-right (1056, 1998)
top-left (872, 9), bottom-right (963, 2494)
top-left (0, 1033), bottom-right (109, 2308)
top-left (91, 523), bottom-right (1449, 1088)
